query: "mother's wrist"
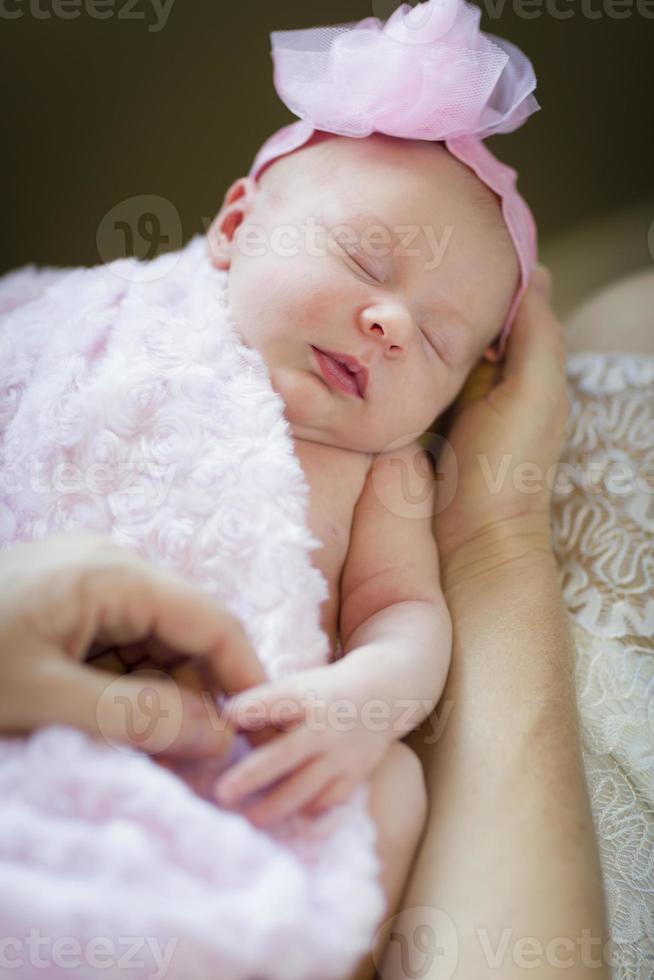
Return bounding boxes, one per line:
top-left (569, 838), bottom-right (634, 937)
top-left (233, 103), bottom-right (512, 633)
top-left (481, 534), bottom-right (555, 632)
top-left (436, 513), bottom-right (556, 595)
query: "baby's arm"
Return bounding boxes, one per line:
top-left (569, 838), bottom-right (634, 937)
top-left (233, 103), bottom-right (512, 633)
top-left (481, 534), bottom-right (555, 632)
top-left (332, 439), bottom-right (452, 742)
top-left (214, 441), bottom-right (451, 824)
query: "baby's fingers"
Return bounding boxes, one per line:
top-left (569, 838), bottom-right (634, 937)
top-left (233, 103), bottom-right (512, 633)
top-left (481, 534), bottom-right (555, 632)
top-left (239, 757), bottom-right (338, 828)
top-left (302, 775), bottom-right (358, 817)
top-left (214, 725), bottom-right (318, 805)
top-left (221, 682), bottom-right (304, 732)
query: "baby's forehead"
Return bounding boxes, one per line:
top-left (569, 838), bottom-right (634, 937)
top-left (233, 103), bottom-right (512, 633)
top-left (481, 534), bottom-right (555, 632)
top-left (264, 133), bottom-right (496, 221)
top-left (302, 136), bottom-right (502, 226)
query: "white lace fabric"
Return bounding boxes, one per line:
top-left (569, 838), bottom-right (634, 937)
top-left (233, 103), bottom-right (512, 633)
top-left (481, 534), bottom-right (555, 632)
top-left (551, 352), bottom-right (654, 980)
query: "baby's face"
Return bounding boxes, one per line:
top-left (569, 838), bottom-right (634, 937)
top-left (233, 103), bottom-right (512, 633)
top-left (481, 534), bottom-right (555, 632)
top-left (209, 134), bottom-right (519, 455)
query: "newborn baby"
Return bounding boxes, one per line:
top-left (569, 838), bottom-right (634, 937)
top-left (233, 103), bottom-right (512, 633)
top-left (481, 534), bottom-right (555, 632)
top-left (208, 131), bottom-right (521, 826)
top-left (0, 2), bottom-right (542, 970)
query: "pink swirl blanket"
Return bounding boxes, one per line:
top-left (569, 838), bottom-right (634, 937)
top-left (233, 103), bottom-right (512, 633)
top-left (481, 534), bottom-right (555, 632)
top-left (0, 237), bottom-right (385, 980)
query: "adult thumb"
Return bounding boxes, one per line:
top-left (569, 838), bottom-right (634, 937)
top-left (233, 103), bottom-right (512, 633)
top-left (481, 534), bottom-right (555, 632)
top-left (502, 264), bottom-right (564, 390)
top-left (531, 263), bottom-right (552, 297)
top-left (34, 657), bottom-right (234, 760)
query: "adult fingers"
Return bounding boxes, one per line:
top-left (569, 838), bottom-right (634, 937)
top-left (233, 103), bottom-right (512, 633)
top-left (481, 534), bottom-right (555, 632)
top-left (79, 557), bottom-right (269, 698)
top-left (451, 359), bottom-right (500, 418)
top-left (447, 266), bottom-right (562, 426)
top-left (501, 265), bottom-right (567, 395)
top-left (25, 652), bottom-right (235, 760)
top-left (21, 530), bottom-right (268, 700)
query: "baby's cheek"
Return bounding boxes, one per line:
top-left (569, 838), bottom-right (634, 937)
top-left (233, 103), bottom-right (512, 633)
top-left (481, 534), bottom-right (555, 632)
top-left (230, 259), bottom-right (295, 338)
top-left (292, 259), bottom-right (343, 311)
top-left (432, 326), bottom-right (475, 369)
top-left (421, 368), bottom-right (462, 426)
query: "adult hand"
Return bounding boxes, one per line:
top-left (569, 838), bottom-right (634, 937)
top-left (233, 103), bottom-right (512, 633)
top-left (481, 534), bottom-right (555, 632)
top-left (0, 530), bottom-right (268, 760)
top-left (433, 266), bottom-right (570, 584)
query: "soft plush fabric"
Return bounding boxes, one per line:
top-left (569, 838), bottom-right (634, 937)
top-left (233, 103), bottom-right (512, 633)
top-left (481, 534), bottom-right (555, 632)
top-left (0, 236), bottom-right (385, 980)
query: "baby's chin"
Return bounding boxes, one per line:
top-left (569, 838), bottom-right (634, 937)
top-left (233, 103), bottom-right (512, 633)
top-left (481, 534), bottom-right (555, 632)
top-left (265, 361), bottom-right (450, 454)
top-left (263, 365), bottom-right (343, 439)
top-left (281, 394), bottom-right (371, 453)
top-left (277, 383), bottom-right (373, 452)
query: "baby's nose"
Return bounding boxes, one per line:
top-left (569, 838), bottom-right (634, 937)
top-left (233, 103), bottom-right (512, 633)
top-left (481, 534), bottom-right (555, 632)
top-left (361, 304), bottom-right (413, 353)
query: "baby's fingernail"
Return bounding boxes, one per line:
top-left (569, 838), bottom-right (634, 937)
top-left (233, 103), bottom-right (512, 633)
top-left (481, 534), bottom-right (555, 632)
top-left (214, 779), bottom-right (235, 802)
top-left (247, 808), bottom-right (271, 827)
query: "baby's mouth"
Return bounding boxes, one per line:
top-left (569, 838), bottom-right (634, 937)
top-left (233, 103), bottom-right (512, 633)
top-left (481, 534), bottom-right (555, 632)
top-left (310, 347), bottom-right (366, 399)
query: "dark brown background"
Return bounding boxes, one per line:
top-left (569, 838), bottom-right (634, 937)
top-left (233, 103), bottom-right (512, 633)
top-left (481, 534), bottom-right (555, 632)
top-left (2, 0), bottom-right (653, 279)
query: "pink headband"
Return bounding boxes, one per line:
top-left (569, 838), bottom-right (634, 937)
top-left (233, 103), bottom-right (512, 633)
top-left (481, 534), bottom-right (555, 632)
top-left (249, 0), bottom-right (540, 362)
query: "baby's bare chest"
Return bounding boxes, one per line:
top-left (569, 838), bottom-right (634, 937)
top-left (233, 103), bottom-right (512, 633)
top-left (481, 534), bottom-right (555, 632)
top-left (292, 439), bottom-right (370, 659)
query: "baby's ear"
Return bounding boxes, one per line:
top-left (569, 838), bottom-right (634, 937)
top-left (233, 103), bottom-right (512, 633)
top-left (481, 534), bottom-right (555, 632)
top-left (206, 177), bottom-right (258, 270)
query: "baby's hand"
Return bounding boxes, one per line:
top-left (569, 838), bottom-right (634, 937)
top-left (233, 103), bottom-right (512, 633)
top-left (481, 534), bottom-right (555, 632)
top-left (213, 664), bottom-right (393, 827)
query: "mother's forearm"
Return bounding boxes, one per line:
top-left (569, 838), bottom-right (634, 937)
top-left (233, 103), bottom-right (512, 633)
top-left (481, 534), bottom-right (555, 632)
top-left (390, 546), bottom-right (611, 980)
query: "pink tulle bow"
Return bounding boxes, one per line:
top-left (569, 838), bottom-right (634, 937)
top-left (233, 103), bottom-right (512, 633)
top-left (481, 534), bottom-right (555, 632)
top-left (270, 0), bottom-right (540, 142)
